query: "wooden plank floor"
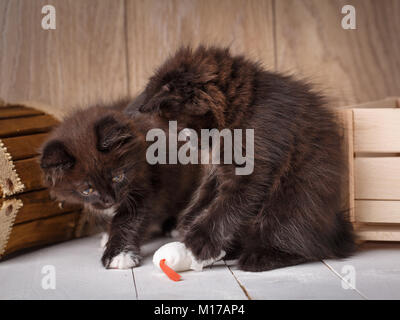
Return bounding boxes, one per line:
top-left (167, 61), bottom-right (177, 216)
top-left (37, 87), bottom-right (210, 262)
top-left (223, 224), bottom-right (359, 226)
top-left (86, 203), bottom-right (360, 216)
top-left (1, 234), bottom-right (399, 300)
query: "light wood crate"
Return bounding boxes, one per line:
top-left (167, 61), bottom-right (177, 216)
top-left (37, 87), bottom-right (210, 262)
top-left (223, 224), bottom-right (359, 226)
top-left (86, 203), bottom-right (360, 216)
top-left (342, 97), bottom-right (400, 241)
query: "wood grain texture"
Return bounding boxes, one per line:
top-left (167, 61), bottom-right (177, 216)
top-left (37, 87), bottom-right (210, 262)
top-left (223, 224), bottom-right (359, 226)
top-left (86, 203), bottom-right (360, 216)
top-left (1, 1), bottom-right (399, 107)
top-left (275, 0), bottom-right (400, 106)
top-left (1, 133), bottom-right (49, 160)
top-left (344, 97), bottom-right (399, 109)
top-left (355, 157), bottom-right (400, 200)
top-left (0, 105), bottom-right (44, 119)
top-left (357, 225), bottom-right (400, 242)
top-left (13, 157), bottom-right (44, 193)
top-left (4, 211), bottom-right (80, 256)
top-left (355, 200), bottom-right (400, 224)
top-left (9, 189), bottom-right (81, 225)
top-left (126, 0), bottom-right (274, 96)
top-left (0, 115), bottom-right (58, 138)
top-left (354, 109), bottom-right (400, 153)
top-left (0, 0), bottom-right (128, 113)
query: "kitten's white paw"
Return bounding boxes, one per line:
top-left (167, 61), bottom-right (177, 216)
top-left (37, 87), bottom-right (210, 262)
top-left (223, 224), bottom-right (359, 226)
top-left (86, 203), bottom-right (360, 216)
top-left (99, 232), bottom-right (109, 249)
top-left (108, 252), bottom-right (141, 269)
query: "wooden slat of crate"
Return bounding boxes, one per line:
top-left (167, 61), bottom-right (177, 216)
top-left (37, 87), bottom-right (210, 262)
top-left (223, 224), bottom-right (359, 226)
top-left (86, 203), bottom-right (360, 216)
top-left (6, 189), bottom-right (81, 225)
top-left (1, 133), bottom-right (48, 161)
top-left (344, 97), bottom-right (399, 109)
top-left (0, 115), bottom-right (58, 138)
top-left (4, 211), bottom-right (81, 256)
top-left (13, 157), bottom-right (44, 193)
top-left (354, 109), bottom-right (400, 153)
top-left (355, 157), bottom-right (400, 200)
top-left (357, 225), bottom-right (400, 241)
top-left (355, 200), bottom-right (400, 224)
top-left (0, 106), bottom-right (44, 119)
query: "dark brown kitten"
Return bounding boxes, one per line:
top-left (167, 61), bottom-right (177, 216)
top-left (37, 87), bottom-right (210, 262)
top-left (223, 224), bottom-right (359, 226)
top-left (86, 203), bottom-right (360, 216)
top-left (41, 46), bottom-right (355, 272)
top-left (40, 102), bottom-right (199, 268)
top-left (130, 46), bottom-right (356, 271)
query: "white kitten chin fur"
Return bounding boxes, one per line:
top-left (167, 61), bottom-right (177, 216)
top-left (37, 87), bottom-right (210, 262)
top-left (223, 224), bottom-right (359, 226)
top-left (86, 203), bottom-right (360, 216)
top-left (85, 204), bottom-right (117, 218)
top-left (100, 206), bottom-right (117, 217)
top-left (109, 252), bottom-right (140, 269)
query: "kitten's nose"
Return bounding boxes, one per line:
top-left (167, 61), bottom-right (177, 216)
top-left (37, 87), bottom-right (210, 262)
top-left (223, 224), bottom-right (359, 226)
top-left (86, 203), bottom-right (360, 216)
top-left (102, 196), bottom-right (114, 208)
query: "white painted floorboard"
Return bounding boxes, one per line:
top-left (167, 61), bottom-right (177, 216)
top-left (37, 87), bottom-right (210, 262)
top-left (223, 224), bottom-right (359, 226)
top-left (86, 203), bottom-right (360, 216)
top-left (0, 235), bottom-right (399, 300)
top-left (324, 243), bottom-right (400, 300)
top-left (227, 260), bottom-right (363, 300)
top-left (0, 236), bottom-right (136, 300)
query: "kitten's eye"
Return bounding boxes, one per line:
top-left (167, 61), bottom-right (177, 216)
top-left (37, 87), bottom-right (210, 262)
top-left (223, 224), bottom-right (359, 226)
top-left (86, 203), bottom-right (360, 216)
top-left (81, 187), bottom-right (94, 196)
top-left (112, 173), bottom-right (125, 183)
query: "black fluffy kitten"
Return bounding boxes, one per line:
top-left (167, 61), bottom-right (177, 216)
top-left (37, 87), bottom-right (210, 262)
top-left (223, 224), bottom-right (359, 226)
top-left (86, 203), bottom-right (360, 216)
top-left (41, 46), bottom-right (355, 271)
top-left (130, 46), bottom-right (356, 270)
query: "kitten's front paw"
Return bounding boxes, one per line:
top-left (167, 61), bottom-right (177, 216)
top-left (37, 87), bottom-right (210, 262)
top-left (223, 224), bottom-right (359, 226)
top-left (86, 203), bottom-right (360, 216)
top-left (102, 251), bottom-right (142, 269)
top-left (183, 228), bottom-right (222, 261)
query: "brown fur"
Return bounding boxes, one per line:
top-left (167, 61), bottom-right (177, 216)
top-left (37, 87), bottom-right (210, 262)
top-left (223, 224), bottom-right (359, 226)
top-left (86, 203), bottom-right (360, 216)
top-left (40, 102), bottom-right (199, 266)
top-left (132, 46), bottom-right (356, 270)
top-left (41, 46), bottom-right (355, 271)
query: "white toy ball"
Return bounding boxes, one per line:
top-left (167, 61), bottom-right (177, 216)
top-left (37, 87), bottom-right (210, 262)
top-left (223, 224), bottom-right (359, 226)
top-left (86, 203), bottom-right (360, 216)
top-left (153, 241), bottom-right (226, 279)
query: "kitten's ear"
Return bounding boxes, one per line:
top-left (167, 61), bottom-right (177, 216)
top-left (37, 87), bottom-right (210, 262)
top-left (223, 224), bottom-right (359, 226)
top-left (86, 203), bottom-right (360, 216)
top-left (40, 140), bottom-right (75, 170)
top-left (95, 115), bottom-right (133, 152)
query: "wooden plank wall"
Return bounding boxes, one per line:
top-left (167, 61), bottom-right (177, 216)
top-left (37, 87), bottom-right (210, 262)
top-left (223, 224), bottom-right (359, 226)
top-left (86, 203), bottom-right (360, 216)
top-left (0, 0), bottom-right (399, 110)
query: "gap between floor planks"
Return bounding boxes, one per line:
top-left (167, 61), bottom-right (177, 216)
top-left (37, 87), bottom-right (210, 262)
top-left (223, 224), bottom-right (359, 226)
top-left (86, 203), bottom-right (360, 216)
top-left (129, 236), bottom-right (367, 300)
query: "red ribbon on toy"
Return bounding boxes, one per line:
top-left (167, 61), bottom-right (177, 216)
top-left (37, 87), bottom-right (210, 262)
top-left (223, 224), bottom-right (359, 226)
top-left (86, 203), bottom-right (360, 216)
top-left (159, 259), bottom-right (182, 282)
